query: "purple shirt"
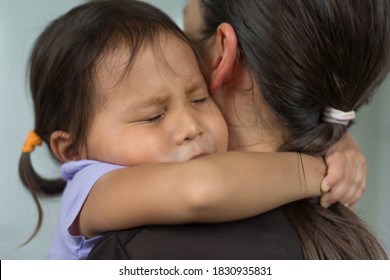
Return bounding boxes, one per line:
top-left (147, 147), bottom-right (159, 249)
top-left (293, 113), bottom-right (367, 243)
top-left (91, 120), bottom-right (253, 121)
top-left (48, 160), bottom-right (124, 259)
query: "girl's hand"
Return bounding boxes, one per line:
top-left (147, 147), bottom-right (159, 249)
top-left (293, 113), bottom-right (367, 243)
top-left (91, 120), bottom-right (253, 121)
top-left (320, 133), bottom-right (367, 209)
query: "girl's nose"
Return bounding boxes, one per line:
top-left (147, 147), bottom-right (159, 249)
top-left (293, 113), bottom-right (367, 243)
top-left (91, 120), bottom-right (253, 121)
top-left (174, 108), bottom-right (203, 145)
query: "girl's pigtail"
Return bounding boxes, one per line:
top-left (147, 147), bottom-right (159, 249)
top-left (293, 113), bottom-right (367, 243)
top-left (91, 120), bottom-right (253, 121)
top-left (18, 131), bottom-right (65, 244)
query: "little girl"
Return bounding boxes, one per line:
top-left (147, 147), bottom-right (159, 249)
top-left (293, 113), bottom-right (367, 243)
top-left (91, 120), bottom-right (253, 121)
top-left (19, 0), bottom-right (364, 259)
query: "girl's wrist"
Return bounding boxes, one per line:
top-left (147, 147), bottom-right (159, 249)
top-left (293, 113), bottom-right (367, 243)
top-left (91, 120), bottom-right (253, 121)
top-left (301, 154), bottom-right (327, 197)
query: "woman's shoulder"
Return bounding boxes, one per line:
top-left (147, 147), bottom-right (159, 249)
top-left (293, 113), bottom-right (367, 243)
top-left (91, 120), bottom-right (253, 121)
top-left (87, 208), bottom-right (304, 260)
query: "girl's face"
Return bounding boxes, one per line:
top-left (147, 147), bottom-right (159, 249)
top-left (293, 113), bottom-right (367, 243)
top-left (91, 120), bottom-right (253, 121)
top-left (81, 34), bottom-right (228, 166)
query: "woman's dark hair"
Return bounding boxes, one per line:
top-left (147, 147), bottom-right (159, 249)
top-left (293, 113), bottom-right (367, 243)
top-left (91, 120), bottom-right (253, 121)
top-left (18, 0), bottom-right (191, 243)
top-left (200, 0), bottom-right (390, 259)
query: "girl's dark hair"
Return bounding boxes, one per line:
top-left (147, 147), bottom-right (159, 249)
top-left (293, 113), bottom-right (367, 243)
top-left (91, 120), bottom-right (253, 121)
top-left (200, 0), bottom-right (390, 259)
top-left (19, 0), bottom-right (191, 243)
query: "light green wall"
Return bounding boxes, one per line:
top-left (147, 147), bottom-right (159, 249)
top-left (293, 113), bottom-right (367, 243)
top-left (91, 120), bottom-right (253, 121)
top-left (350, 77), bottom-right (390, 251)
top-left (0, 0), bottom-right (87, 260)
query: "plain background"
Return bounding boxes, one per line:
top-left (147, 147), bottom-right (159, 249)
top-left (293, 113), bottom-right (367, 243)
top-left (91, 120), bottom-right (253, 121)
top-left (1, 0), bottom-right (389, 259)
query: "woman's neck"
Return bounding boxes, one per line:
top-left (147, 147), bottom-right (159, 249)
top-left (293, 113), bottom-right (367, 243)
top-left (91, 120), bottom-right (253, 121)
top-left (216, 73), bottom-right (288, 153)
top-left (227, 124), bottom-right (284, 152)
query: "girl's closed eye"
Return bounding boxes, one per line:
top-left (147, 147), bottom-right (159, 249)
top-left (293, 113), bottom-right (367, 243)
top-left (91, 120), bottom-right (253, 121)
top-left (191, 95), bottom-right (212, 111)
top-left (191, 96), bottom-right (209, 104)
top-left (143, 113), bottom-right (166, 124)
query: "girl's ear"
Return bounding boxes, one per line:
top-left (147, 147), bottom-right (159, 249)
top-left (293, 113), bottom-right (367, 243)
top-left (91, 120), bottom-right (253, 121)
top-left (50, 131), bottom-right (82, 163)
top-left (208, 23), bottom-right (238, 93)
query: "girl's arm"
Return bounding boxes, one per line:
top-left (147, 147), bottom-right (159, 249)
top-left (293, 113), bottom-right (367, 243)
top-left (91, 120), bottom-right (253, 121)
top-left (80, 151), bottom-right (325, 238)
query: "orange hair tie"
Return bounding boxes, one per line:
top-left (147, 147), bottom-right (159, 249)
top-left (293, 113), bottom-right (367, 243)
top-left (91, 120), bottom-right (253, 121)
top-left (22, 130), bottom-right (42, 153)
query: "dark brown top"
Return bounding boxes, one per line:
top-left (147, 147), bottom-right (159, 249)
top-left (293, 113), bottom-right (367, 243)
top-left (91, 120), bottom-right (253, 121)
top-left (87, 208), bottom-right (304, 260)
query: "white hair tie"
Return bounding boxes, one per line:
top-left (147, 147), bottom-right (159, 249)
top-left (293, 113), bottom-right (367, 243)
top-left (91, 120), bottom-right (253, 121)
top-left (322, 107), bottom-right (356, 126)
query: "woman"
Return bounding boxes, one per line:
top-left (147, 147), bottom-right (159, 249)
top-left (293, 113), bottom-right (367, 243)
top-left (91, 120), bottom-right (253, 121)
top-left (88, 0), bottom-right (389, 259)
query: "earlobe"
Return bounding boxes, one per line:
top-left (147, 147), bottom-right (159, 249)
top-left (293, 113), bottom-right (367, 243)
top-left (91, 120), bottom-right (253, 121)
top-left (50, 131), bottom-right (80, 163)
top-left (209, 23), bottom-right (238, 94)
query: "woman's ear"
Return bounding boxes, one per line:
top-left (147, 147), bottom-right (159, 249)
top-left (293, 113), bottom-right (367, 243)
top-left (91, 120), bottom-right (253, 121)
top-left (208, 23), bottom-right (238, 93)
top-left (50, 131), bottom-right (81, 163)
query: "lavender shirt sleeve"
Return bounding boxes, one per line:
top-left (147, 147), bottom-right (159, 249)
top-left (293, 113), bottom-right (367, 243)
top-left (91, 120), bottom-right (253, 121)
top-left (48, 160), bottom-right (124, 259)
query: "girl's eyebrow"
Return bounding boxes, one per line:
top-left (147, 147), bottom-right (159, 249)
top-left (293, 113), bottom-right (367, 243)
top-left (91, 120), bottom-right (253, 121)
top-left (126, 93), bottom-right (168, 112)
top-left (185, 79), bottom-right (205, 94)
top-left (125, 79), bottom-right (205, 112)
